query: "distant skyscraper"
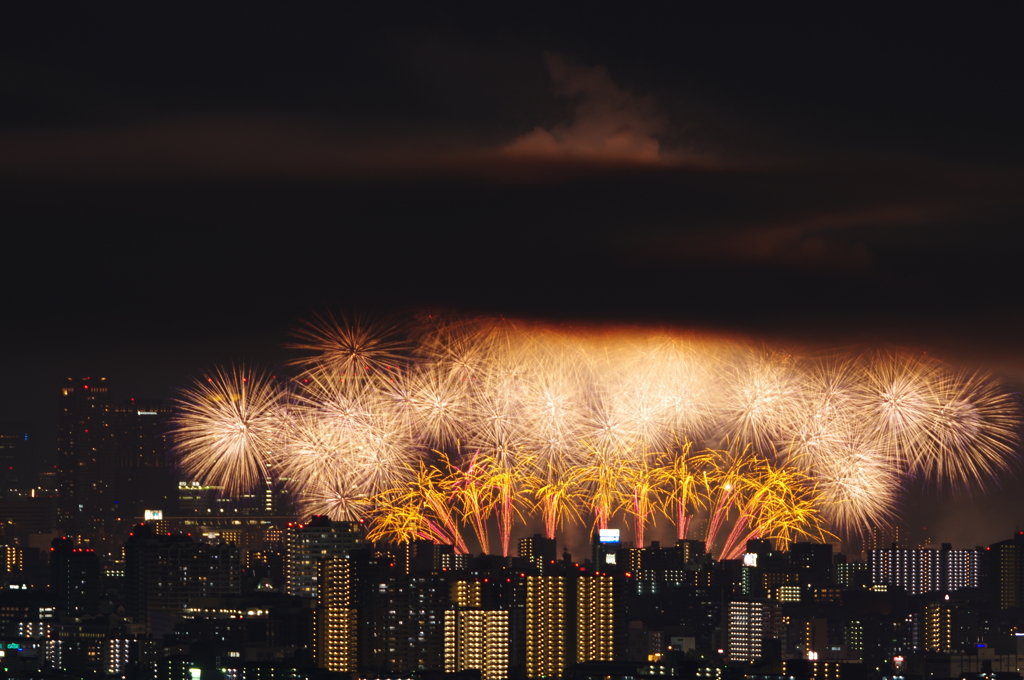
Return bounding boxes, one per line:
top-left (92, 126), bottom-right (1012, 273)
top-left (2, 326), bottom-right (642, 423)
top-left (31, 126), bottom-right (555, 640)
top-left (863, 525), bottom-right (900, 553)
top-left (57, 377), bottom-right (113, 535)
top-left (406, 539), bottom-right (465, 574)
top-left (108, 399), bottom-right (176, 520)
top-left (57, 379), bottom-right (177, 538)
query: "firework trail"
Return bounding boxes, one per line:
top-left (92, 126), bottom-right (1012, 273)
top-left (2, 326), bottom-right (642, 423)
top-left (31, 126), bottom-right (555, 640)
top-left (715, 454), bottom-right (830, 561)
top-left (619, 453), bottom-right (662, 548)
top-left (368, 460), bottom-right (470, 553)
top-left (447, 450), bottom-right (497, 555)
top-left (652, 442), bottom-right (711, 540)
top-left (531, 467), bottom-right (587, 540)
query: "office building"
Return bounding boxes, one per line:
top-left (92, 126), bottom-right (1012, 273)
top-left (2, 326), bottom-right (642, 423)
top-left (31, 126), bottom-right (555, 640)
top-left (593, 529), bottom-right (621, 570)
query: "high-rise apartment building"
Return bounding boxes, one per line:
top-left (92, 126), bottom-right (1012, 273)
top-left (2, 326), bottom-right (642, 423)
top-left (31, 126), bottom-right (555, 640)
top-left (725, 600), bottom-right (777, 663)
top-left (0, 543), bottom-right (23, 577)
top-left (986, 531), bottom-right (1024, 609)
top-left (524, 575), bottom-right (570, 679)
top-left (392, 573), bottom-right (448, 671)
top-left (316, 556), bottom-right (358, 672)
top-left (286, 516), bottom-right (366, 598)
top-left (922, 601), bottom-right (953, 652)
top-left (344, 550), bottom-right (449, 674)
top-left (124, 523), bottom-right (241, 631)
top-left (444, 609), bottom-right (510, 680)
top-left (577, 574), bottom-right (617, 663)
top-left (868, 544), bottom-right (979, 595)
top-left (452, 580), bottom-right (483, 608)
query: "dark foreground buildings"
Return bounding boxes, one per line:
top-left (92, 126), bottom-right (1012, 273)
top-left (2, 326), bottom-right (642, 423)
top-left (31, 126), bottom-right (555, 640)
top-left (56, 377), bottom-right (178, 543)
top-left (0, 519), bottom-right (1022, 679)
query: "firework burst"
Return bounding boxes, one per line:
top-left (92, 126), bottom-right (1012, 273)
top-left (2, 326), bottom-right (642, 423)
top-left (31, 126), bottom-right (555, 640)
top-left (171, 313), bottom-right (1022, 553)
top-left (171, 364), bottom-right (285, 496)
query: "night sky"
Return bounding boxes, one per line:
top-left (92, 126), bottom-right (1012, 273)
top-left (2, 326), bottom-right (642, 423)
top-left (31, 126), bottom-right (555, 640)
top-left (3, 7), bottom-right (1023, 546)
